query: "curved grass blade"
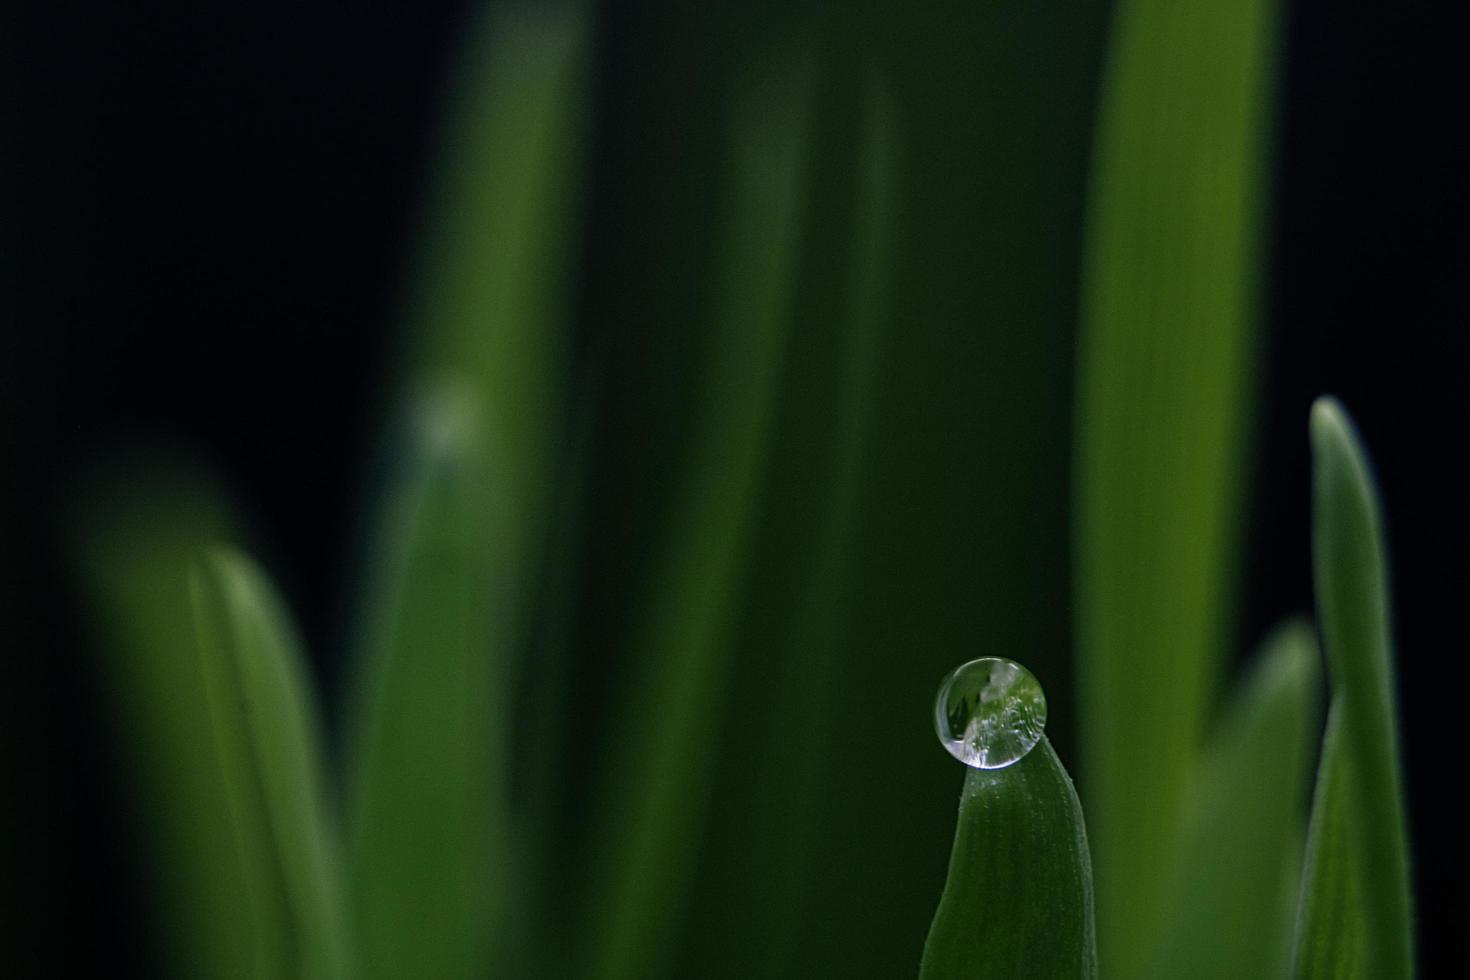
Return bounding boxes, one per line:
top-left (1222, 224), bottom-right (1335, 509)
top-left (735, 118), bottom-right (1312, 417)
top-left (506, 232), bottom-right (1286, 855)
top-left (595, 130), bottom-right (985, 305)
top-left (76, 472), bottom-right (349, 979)
top-left (77, 475), bottom-right (253, 977)
top-left (1145, 620), bottom-right (1321, 980)
top-left (1074, 0), bottom-right (1281, 971)
top-left (189, 549), bottom-right (354, 980)
top-left (343, 4), bottom-right (590, 977)
top-left (1292, 700), bottom-right (1367, 978)
top-left (919, 739), bottom-right (1096, 980)
top-left (662, 70), bottom-right (896, 979)
top-left (344, 386), bottom-right (507, 980)
top-left (576, 45), bottom-right (816, 980)
top-left (1307, 397), bottom-right (1414, 978)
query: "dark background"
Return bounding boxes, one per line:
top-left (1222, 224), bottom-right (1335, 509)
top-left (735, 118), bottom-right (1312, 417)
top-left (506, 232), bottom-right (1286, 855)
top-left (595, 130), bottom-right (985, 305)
top-left (3, 0), bottom-right (1465, 973)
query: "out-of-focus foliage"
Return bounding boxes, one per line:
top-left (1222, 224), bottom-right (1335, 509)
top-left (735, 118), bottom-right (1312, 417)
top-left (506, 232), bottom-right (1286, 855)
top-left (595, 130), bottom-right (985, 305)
top-left (68, 0), bottom-right (1416, 978)
top-left (1074, 0), bottom-right (1280, 971)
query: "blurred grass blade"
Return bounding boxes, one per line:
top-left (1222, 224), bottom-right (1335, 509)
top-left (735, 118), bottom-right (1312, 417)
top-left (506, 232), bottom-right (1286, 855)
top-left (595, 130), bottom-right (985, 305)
top-left (344, 3), bottom-right (589, 977)
top-left (77, 471), bottom-right (348, 978)
top-left (919, 739), bottom-right (1097, 980)
top-left (1145, 621), bottom-right (1321, 980)
top-left (578, 45), bottom-right (816, 980)
top-left (663, 71), bottom-right (895, 978)
top-left (1074, 0), bottom-right (1280, 971)
top-left (190, 549), bottom-right (354, 980)
top-left (1292, 700), bottom-right (1367, 978)
top-left (1307, 397), bottom-right (1414, 978)
top-left (345, 387), bottom-right (505, 980)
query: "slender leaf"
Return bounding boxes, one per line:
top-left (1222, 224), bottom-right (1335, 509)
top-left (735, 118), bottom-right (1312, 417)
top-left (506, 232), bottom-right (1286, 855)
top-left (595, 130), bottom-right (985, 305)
top-left (576, 44), bottom-right (816, 980)
top-left (189, 549), bottom-right (353, 980)
top-left (665, 71), bottom-right (896, 978)
top-left (1307, 397), bottom-right (1414, 978)
top-left (77, 472), bottom-right (348, 979)
top-left (1145, 620), bottom-right (1321, 980)
top-left (1074, 0), bottom-right (1280, 971)
top-left (919, 739), bottom-right (1097, 980)
top-left (1292, 700), bottom-right (1367, 979)
top-left (344, 3), bottom-right (589, 977)
top-left (344, 386), bottom-right (506, 980)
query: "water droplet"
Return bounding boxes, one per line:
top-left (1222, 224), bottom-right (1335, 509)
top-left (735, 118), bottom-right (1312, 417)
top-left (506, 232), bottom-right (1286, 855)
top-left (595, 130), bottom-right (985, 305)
top-left (934, 657), bottom-right (1047, 769)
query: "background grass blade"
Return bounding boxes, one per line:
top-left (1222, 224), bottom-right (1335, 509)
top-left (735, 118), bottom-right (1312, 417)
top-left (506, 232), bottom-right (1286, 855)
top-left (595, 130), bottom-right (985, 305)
top-left (344, 387), bottom-right (507, 980)
top-left (343, 4), bottom-right (589, 977)
top-left (1074, 0), bottom-right (1280, 972)
top-left (76, 470), bottom-right (347, 979)
top-left (919, 739), bottom-right (1096, 980)
top-left (1292, 701), bottom-right (1367, 978)
top-left (663, 69), bottom-right (895, 979)
top-left (575, 44), bottom-right (815, 980)
top-left (1308, 397), bottom-right (1414, 978)
top-left (1144, 621), bottom-right (1320, 980)
top-left (190, 549), bottom-right (353, 980)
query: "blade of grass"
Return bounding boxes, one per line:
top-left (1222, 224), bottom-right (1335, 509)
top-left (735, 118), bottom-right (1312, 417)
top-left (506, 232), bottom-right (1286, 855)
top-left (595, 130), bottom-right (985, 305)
top-left (1144, 620), bottom-right (1321, 980)
top-left (664, 69), bottom-right (896, 978)
top-left (1074, 0), bottom-right (1280, 972)
top-left (76, 472), bottom-right (255, 977)
top-left (344, 385), bottom-right (506, 980)
top-left (576, 44), bottom-right (816, 980)
top-left (189, 548), bottom-right (353, 980)
top-left (343, 4), bottom-right (589, 977)
top-left (76, 470), bottom-right (348, 978)
top-left (919, 739), bottom-right (1097, 980)
top-left (1292, 700), bottom-right (1367, 978)
top-left (1307, 397), bottom-right (1413, 978)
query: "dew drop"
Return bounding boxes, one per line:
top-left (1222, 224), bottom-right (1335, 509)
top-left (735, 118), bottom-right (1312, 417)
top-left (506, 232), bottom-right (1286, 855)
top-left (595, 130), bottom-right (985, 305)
top-left (934, 657), bottom-right (1047, 769)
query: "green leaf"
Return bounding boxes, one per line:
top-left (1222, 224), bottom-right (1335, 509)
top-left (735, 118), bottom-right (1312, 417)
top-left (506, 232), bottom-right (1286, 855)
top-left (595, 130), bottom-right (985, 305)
top-left (76, 471), bottom-right (349, 979)
top-left (1145, 621), bottom-right (1321, 980)
top-left (662, 71), bottom-right (896, 979)
top-left (344, 387), bottom-right (507, 980)
top-left (189, 549), bottom-right (354, 980)
top-left (575, 44), bottom-right (817, 980)
top-left (1073, 0), bottom-right (1280, 971)
top-left (1305, 397), bottom-right (1414, 978)
top-left (919, 739), bottom-right (1097, 980)
top-left (1292, 700), bottom-right (1368, 978)
top-left (343, 3), bottom-right (590, 977)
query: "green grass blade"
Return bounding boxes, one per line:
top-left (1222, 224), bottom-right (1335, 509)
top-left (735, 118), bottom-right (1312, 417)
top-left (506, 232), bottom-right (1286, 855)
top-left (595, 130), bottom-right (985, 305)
top-left (577, 45), bottom-right (816, 980)
top-left (76, 471), bottom-right (348, 978)
top-left (77, 473), bottom-right (257, 977)
top-left (1074, 0), bottom-right (1280, 971)
top-left (406, 1), bottom-right (589, 457)
top-left (919, 739), bottom-right (1097, 980)
top-left (190, 549), bottom-right (354, 980)
top-left (1292, 700), bottom-right (1367, 978)
top-left (1308, 397), bottom-right (1414, 978)
top-left (1145, 621), bottom-right (1321, 980)
top-left (663, 71), bottom-right (896, 979)
top-left (344, 4), bottom-right (589, 976)
top-left (344, 387), bottom-right (506, 980)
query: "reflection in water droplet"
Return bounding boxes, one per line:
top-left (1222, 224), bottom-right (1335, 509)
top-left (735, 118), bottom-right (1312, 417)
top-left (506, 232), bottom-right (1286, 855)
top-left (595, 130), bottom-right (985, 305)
top-left (934, 657), bottom-right (1047, 769)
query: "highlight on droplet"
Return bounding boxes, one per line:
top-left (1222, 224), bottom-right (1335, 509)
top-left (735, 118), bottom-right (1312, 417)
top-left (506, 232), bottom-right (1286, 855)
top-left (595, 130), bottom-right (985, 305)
top-left (933, 657), bottom-right (1047, 769)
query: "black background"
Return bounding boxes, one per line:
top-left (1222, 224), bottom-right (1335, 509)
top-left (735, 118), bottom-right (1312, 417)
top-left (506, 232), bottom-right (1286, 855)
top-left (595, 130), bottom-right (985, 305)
top-left (3, 0), bottom-right (1465, 972)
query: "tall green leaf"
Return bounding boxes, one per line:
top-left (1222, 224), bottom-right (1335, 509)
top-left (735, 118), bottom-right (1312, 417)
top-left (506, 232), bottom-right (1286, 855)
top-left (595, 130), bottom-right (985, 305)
top-left (665, 70), bottom-right (895, 979)
top-left (189, 549), bottom-right (354, 980)
top-left (1292, 701), bottom-right (1368, 978)
top-left (919, 739), bottom-right (1097, 980)
top-left (77, 473), bottom-right (348, 979)
top-left (1144, 621), bottom-right (1320, 980)
top-left (576, 44), bottom-right (816, 980)
top-left (1306, 397), bottom-right (1413, 978)
top-left (343, 4), bottom-right (589, 977)
top-left (344, 387), bottom-right (506, 980)
top-left (1074, 0), bottom-right (1280, 971)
